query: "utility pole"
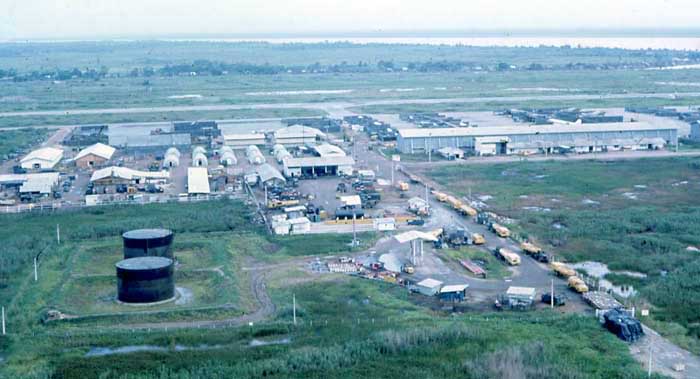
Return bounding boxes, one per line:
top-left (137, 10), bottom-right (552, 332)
top-left (56, 224), bottom-right (60, 244)
top-left (648, 344), bottom-right (653, 378)
top-left (391, 160), bottom-right (394, 185)
top-left (1, 306), bottom-right (5, 335)
top-left (264, 184), bottom-right (268, 207)
top-left (428, 133), bottom-right (432, 162)
top-left (424, 183), bottom-right (429, 205)
top-left (293, 293), bottom-right (297, 326)
top-left (550, 279), bottom-right (554, 309)
top-left (34, 257), bottom-right (38, 282)
top-left (352, 213), bottom-right (357, 248)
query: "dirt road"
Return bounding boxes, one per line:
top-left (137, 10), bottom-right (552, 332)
top-left (118, 267), bottom-right (275, 330)
top-left (632, 325), bottom-right (700, 379)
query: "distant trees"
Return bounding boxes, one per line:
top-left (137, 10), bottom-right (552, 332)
top-left (2, 44), bottom-right (700, 82)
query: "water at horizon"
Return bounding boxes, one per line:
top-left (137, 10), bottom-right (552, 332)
top-left (162, 36), bottom-right (700, 51)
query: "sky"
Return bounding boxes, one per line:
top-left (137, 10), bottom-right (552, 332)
top-left (1, 0), bottom-right (699, 40)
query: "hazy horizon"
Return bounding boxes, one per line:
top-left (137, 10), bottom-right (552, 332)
top-left (3, 0), bottom-right (700, 41)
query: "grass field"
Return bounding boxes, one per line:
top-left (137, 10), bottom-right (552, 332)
top-left (1, 64), bottom-right (700, 118)
top-left (3, 277), bottom-right (655, 379)
top-left (0, 128), bottom-right (49, 159)
top-left (441, 247), bottom-right (511, 280)
top-left (424, 156), bottom-right (700, 353)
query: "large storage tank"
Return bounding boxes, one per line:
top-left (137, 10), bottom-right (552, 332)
top-left (122, 229), bottom-right (174, 259)
top-left (116, 257), bottom-right (175, 303)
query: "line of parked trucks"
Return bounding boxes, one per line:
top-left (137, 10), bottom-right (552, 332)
top-left (414, 176), bottom-right (591, 295)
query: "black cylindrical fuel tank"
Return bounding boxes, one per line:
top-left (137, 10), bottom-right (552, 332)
top-left (122, 229), bottom-right (174, 259)
top-left (116, 256), bottom-right (175, 303)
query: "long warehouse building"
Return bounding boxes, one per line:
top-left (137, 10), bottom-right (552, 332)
top-left (396, 122), bottom-right (678, 155)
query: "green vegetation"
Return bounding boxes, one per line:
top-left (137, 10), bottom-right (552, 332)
top-left (426, 156), bottom-right (700, 353)
top-left (352, 94), bottom-right (700, 114)
top-left (0, 128), bottom-right (49, 160)
top-left (1, 42), bottom-right (700, 124)
top-left (0, 198), bottom-right (658, 377)
top-left (3, 279), bottom-right (655, 378)
top-left (441, 247), bottom-right (511, 279)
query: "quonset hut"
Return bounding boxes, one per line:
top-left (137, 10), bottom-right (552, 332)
top-left (122, 229), bottom-right (174, 259)
top-left (116, 256), bottom-right (175, 303)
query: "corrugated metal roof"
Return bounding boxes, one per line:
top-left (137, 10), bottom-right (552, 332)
top-left (274, 125), bottom-right (326, 139)
top-left (394, 230), bottom-right (438, 243)
top-left (74, 143), bottom-right (116, 161)
top-left (90, 166), bottom-right (170, 182)
top-left (340, 195), bottom-right (361, 206)
top-left (440, 284), bottom-right (469, 293)
top-left (223, 133), bottom-right (266, 140)
top-left (256, 163), bottom-right (285, 183)
top-left (283, 156), bottom-right (355, 168)
top-left (506, 286), bottom-right (536, 297)
top-left (398, 122), bottom-right (673, 138)
top-left (417, 278), bottom-right (443, 288)
top-left (16, 172), bottom-right (60, 194)
top-left (109, 133), bottom-right (191, 147)
top-left (165, 147), bottom-right (181, 157)
top-left (20, 147), bottom-right (63, 163)
top-left (187, 167), bottom-right (210, 194)
top-left (313, 143), bottom-right (346, 157)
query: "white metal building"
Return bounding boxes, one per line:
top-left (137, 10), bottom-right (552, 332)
top-left (163, 147), bottom-right (181, 168)
top-left (273, 125), bottom-right (326, 147)
top-left (187, 167), bottom-right (210, 194)
top-left (396, 122), bottom-right (678, 155)
top-left (415, 278), bottom-right (443, 296)
top-left (20, 147), bottom-right (63, 170)
top-left (0, 173), bottom-right (60, 195)
top-left (282, 156), bottom-right (355, 178)
top-left (219, 146), bottom-right (237, 166)
top-left (313, 143), bottom-right (346, 157)
top-left (223, 133), bottom-right (266, 148)
top-left (90, 166), bottom-right (170, 184)
top-left (191, 146), bottom-right (208, 167)
top-left (256, 163), bottom-right (286, 186)
top-left (246, 145), bottom-right (266, 165)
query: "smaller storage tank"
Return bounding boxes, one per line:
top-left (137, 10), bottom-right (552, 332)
top-left (122, 229), bottom-right (174, 259)
top-left (116, 256), bottom-right (175, 303)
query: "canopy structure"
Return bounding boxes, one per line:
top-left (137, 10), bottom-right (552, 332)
top-left (394, 230), bottom-right (437, 266)
top-left (339, 195), bottom-right (362, 207)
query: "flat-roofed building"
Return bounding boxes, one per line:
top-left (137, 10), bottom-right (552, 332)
top-left (90, 166), bottom-right (169, 186)
top-left (274, 125), bottom-right (326, 147)
top-left (283, 156), bottom-right (354, 178)
top-left (396, 122), bottom-right (678, 155)
top-left (223, 133), bottom-right (266, 149)
top-left (187, 167), bottom-right (210, 195)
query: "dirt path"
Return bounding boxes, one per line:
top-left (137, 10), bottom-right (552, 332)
top-left (117, 267), bottom-right (275, 330)
top-left (631, 325), bottom-right (700, 379)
